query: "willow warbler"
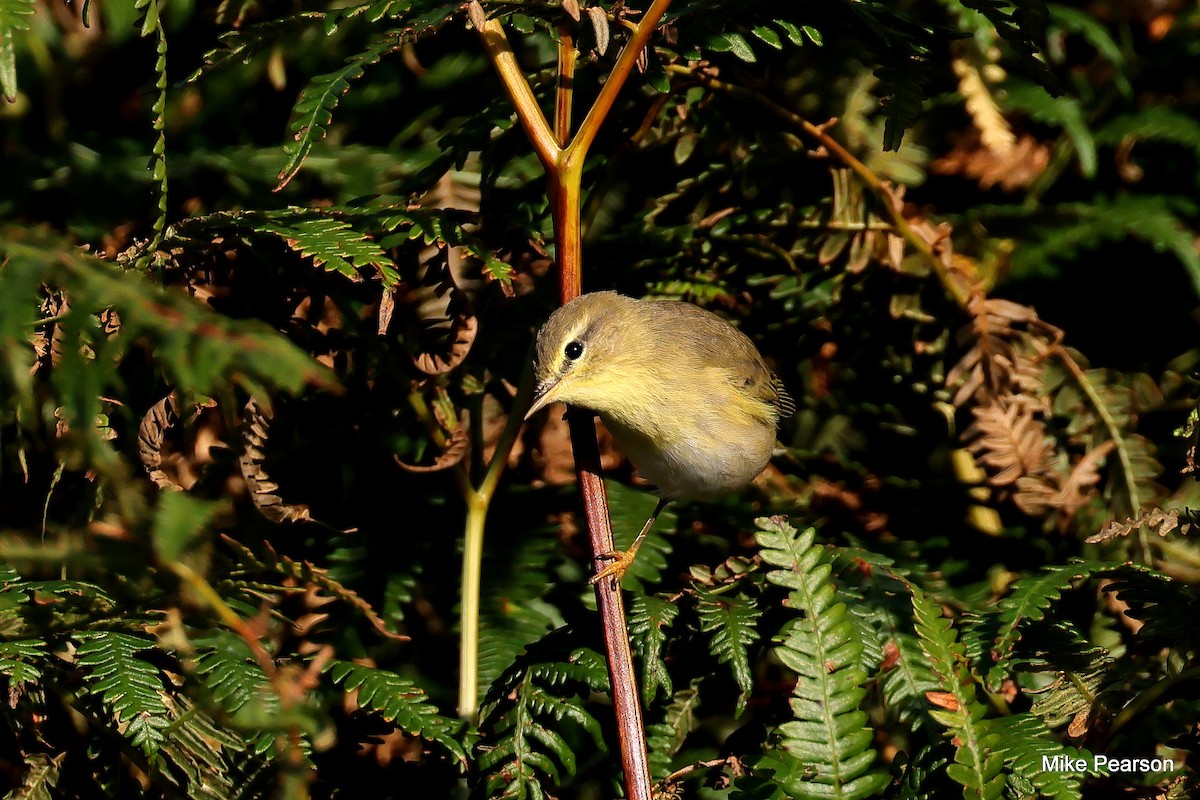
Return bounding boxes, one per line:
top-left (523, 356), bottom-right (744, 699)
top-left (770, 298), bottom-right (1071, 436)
top-left (525, 291), bottom-right (794, 583)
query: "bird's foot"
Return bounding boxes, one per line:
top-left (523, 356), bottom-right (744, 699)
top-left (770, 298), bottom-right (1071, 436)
top-left (588, 545), bottom-right (640, 586)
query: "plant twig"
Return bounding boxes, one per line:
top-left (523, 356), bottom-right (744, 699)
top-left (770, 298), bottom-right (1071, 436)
top-left (670, 63), bottom-right (974, 311)
top-left (459, 357), bottom-right (535, 720)
top-left (1051, 345), bottom-right (1148, 560)
top-left (555, 24), bottom-right (576, 147)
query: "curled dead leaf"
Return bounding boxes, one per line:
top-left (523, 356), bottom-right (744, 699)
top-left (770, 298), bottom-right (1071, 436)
top-left (411, 302), bottom-right (478, 375)
top-left (138, 393), bottom-right (184, 490)
top-left (394, 427), bottom-right (469, 473)
top-left (239, 398), bottom-right (314, 525)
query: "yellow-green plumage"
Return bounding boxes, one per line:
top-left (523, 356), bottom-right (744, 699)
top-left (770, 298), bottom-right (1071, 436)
top-left (527, 291), bottom-right (793, 501)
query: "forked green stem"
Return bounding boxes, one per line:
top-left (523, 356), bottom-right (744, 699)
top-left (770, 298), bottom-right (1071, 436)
top-left (457, 362), bottom-right (534, 720)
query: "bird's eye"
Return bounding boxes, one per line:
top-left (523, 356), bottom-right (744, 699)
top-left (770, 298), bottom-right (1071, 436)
top-left (564, 341), bottom-right (584, 360)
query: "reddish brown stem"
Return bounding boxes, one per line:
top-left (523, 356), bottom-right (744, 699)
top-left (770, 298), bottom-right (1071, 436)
top-left (474, 5), bottom-right (675, 797)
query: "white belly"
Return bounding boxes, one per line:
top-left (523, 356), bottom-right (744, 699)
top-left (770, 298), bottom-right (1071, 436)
top-left (601, 413), bottom-right (774, 501)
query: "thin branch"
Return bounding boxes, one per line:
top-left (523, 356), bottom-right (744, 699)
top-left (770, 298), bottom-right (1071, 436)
top-left (459, 359), bottom-right (536, 720)
top-left (165, 557), bottom-right (307, 771)
top-left (670, 64), bottom-right (974, 311)
top-left (472, 5), bottom-right (672, 795)
top-left (555, 25), bottom-right (577, 148)
top-left (1051, 345), bottom-right (1147, 558)
top-left (565, 0), bottom-right (673, 170)
top-left (474, 14), bottom-right (561, 169)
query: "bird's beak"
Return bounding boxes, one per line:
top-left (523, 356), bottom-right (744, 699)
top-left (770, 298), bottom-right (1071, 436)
top-left (524, 378), bottom-right (563, 421)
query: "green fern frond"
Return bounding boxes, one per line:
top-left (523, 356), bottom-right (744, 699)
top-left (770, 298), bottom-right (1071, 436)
top-left (0, 231), bottom-right (331, 399)
top-left (1047, 6), bottom-right (1126, 75)
top-left (0, 0), bottom-right (33, 34)
top-left (477, 527), bottom-right (562, 697)
top-left (156, 698), bottom-right (255, 800)
top-left (187, 14), bottom-right (326, 82)
top-left (1002, 81), bottom-right (1095, 176)
top-left (1011, 194), bottom-right (1200, 298)
top-left (0, 639), bottom-right (46, 686)
top-left (967, 560), bottom-right (1102, 690)
top-left (957, 0), bottom-right (1060, 94)
top-left (988, 713), bottom-right (1086, 800)
top-left (75, 631), bottom-right (172, 756)
top-left (1100, 564), bottom-right (1200, 646)
top-left (0, 0), bottom-right (35, 102)
top-left (369, 205), bottom-right (512, 288)
top-left (327, 660), bottom-right (466, 766)
top-left (836, 551), bottom-right (940, 729)
top-left (477, 638), bottom-right (607, 800)
top-left (193, 632), bottom-right (279, 756)
top-left (875, 60), bottom-right (933, 152)
top-left (255, 213), bottom-right (399, 287)
top-left (757, 517), bottom-right (887, 800)
top-left (8, 752), bottom-right (64, 800)
top-left (910, 585), bottom-right (1004, 800)
top-left (278, 42), bottom-right (387, 189)
top-left (277, 19), bottom-right (450, 189)
top-left (696, 589), bottom-right (760, 716)
top-left (646, 683), bottom-right (701, 782)
top-left (629, 594), bottom-right (679, 705)
top-left (1096, 107), bottom-right (1200, 155)
top-left (1019, 621), bottom-right (1113, 729)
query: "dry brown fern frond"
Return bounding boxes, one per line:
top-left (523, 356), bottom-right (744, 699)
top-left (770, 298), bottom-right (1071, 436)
top-left (947, 295), bottom-right (1059, 408)
top-left (1086, 507), bottom-right (1191, 544)
top-left (965, 401), bottom-right (1057, 487)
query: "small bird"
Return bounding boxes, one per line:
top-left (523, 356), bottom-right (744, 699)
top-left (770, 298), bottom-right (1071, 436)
top-left (524, 291), bottom-right (794, 584)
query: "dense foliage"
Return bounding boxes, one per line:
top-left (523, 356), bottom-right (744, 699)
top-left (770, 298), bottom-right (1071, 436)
top-left (2, 0), bottom-right (1200, 798)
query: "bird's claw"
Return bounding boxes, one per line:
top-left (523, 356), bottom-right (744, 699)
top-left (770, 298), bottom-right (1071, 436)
top-left (589, 549), bottom-right (635, 586)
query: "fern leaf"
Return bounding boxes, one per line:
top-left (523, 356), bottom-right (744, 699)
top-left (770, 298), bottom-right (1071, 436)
top-left (757, 517), bottom-right (887, 800)
top-left (958, 0), bottom-right (1060, 94)
top-left (186, 14), bottom-right (325, 83)
top-left (1100, 564), bottom-right (1200, 647)
top-left (477, 636), bottom-right (606, 800)
top-left (193, 632), bottom-right (279, 756)
top-left (988, 713), bottom-right (1086, 800)
top-left (75, 631), bottom-right (172, 756)
top-left (696, 589), bottom-right (760, 716)
top-left (477, 527), bottom-right (561, 698)
top-left (1018, 621), bottom-right (1113, 730)
top-left (1047, 6), bottom-right (1125, 75)
top-left (277, 22), bottom-right (442, 189)
top-left (1096, 107), bottom-right (1200, 155)
top-left (255, 213), bottom-right (398, 286)
top-left (646, 683), bottom-right (701, 782)
top-left (278, 45), bottom-right (383, 189)
top-left (969, 560), bottom-right (1102, 690)
top-left (327, 660), bottom-right (467, 767)
top-left (629, 594), bottom-right (679, 705)
top-left (1011, 194), bottom-right (1200, 298)
top-left (155, 697), bottom-right (256, 799)
top-left (0, 0), bottom-right (34, 102)
top-left (837, 550), bottom-right (940, 729)
top-left (1002, 81), bottom-right (1095, 176)
top-left (0, 639), bottom-right (45, 686)
top-left (910, 585), bottom-right (1004, 800)
top-left (8, 752), bottom-right (64, 800)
